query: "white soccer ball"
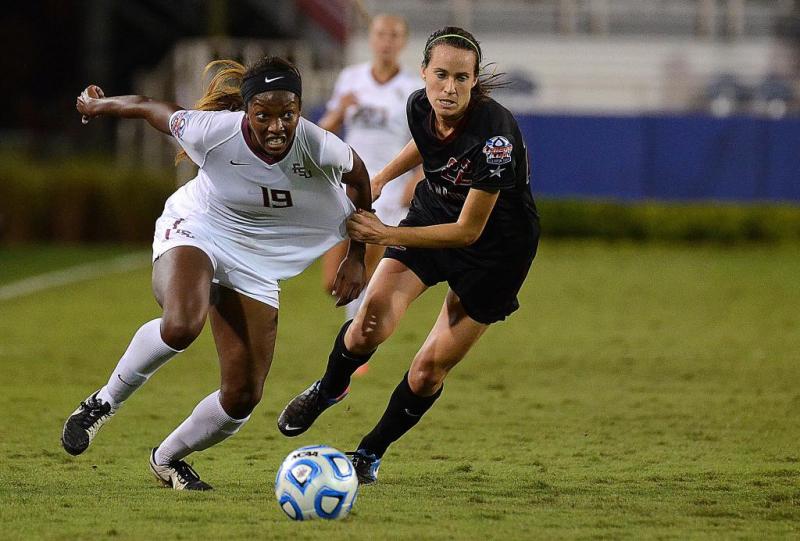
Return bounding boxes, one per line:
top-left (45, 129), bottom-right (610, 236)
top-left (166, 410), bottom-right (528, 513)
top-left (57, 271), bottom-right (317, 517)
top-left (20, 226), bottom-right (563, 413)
top-left (274, 445), bottom-right (359, 521)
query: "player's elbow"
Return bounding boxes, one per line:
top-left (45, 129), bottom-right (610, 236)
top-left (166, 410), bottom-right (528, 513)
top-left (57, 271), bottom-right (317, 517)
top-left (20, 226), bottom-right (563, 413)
top-left (456, 227), bottom-right (483, 247)
top-left (464, 233), bottom-right (481, 247)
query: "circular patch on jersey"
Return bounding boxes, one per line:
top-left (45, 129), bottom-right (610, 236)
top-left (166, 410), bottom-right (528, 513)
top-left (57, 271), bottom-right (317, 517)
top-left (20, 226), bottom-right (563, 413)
top-left (482, 136), bottom-right (513, 165)
top-left (170, 111), bottom-right (188, 139)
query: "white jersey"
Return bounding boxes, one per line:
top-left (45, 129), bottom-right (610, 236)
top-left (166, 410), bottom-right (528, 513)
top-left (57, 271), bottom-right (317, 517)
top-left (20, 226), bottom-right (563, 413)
top-left (326, 63), bottom-right (420, 221)
top-left (167, 109), bottom-right (354, 281)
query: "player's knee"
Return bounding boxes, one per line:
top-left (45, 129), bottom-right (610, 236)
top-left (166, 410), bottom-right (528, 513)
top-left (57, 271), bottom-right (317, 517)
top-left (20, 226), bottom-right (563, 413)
top-left (347, 297), bottom-right (398, 351)
top-left (160, 315), bottom-right (205, 350)
top-left (220, 381), bottom-right (263, 419)
top-left (408, 361), bottom-right (447, 396)
top-left (347, 316), bottom-right (393, 353)
top-left (346, 329), bottom-right (385, 353)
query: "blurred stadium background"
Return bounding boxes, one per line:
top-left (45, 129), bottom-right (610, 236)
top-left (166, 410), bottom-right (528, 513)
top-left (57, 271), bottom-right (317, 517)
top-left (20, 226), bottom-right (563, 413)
top-left (2, 2), bottom-right (800, 539)
top-left (2, 0), bottom-right (800, 243)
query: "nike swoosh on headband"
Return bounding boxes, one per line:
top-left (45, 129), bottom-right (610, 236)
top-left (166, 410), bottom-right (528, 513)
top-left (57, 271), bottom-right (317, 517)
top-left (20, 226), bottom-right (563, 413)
top-left (264, 76), bottom-right (284, 83)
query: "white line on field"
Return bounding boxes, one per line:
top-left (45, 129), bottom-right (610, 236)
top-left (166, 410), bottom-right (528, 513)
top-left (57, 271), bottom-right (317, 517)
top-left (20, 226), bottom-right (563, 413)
top-left (0, 252), bottom-right (151, 302)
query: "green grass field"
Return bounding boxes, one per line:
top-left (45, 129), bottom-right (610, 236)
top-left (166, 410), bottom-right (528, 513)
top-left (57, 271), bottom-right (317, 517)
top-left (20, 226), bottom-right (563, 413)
top-left (1, 241), bottom-right (799, 540)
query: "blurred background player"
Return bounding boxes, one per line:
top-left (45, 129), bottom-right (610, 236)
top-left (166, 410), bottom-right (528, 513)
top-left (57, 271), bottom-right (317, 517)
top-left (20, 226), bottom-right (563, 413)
top-left (319, 13), bottom-right (423, 347)
top-left (279, 26), bottom-right (540, 484)
top-left (61, 56), bottom-right (370, 490)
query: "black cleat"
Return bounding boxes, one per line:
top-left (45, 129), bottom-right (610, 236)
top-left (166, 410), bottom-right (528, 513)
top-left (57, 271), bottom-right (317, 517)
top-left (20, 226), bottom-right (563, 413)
top-left (346, 449), bottom-right (381, 485)
top-left (149, 448), bottom-right (213, 491)
top-left (277, 380), bottom-right (349, 437)
top-left (61, 390), bottom-right (115, 456)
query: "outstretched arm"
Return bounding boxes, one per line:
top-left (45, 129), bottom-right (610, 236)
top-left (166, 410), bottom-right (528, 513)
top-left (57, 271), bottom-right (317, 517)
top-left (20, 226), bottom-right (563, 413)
top-left (348, 188), bottom-right (499, 248)
top-left (76, 85), bottom-right (182, 134)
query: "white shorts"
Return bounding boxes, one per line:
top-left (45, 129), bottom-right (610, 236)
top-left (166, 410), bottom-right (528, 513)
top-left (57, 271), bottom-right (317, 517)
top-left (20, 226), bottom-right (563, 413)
top-left (152, 213), bottom-right (281, 309)
top-left (373, 203), bottom-right (409, 228)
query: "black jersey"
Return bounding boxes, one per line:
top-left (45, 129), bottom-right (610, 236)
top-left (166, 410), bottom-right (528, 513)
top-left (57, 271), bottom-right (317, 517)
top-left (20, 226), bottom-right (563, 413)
top-left (406, 89), bottom-right (539, 262)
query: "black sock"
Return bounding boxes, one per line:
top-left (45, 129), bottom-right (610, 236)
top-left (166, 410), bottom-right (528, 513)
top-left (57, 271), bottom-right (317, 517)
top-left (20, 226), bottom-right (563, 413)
top-left (358, 371), bottom-right (443, 458)
top-left (319, 320), bottom-right (374, 399)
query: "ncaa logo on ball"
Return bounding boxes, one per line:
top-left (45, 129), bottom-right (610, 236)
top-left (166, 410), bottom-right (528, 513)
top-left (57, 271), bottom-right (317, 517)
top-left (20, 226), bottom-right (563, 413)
top-left (482, 136), bottom-right (513, 165)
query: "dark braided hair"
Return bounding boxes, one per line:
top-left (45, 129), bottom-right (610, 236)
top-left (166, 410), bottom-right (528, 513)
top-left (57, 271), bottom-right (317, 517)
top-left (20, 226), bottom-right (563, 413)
top-left (422, 26), bottom-right (506, 100)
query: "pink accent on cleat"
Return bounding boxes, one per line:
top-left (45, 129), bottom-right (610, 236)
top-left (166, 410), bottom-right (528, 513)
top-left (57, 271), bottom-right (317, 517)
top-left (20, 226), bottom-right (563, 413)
top-left (354, 364), bottom-right (370, 377)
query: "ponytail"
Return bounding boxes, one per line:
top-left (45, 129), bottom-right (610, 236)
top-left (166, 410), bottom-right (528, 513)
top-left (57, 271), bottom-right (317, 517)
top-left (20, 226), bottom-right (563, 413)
top-left (176, 60), bottom-right (246, 164)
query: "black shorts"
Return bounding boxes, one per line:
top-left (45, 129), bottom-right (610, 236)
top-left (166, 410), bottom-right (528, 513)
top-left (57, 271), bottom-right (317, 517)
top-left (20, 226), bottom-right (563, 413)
top-left (383, 216), bottom-right (538, 325)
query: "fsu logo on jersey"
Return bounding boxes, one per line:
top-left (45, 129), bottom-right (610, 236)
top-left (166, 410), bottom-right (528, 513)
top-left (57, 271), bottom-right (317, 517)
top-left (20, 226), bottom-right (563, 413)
top-left (482, 136), bottom-right (513, 165)
top-left (292, 162), bottom-right (312, 178)
top-left (441, 157), bottom-right (472, 186)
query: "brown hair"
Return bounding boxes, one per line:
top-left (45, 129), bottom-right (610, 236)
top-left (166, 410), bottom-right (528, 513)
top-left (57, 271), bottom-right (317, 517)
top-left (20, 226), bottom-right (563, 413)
top-left (421, 26), bottom-right (506, 100)
top-left (176, 56), bottom-right (301, 163)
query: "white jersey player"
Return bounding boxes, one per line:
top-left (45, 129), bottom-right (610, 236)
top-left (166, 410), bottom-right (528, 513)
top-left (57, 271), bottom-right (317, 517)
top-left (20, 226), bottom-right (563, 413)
top-left (320, 13), bottom-right (422, 327)
top-left (157, 110), bottom-right (357, 307)
top-left (63, 56), bottom-right (371, 491)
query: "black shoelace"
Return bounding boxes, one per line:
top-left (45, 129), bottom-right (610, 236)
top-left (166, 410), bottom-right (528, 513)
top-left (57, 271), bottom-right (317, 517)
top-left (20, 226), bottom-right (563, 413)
top-left (295, 384), bottom-right (324, 411)
top-left (77, 399), bottom-right (111, 428)
top-left (346, 452), bottom-right (372, 467)
top-left (172, 460), bottom-right (201, 484)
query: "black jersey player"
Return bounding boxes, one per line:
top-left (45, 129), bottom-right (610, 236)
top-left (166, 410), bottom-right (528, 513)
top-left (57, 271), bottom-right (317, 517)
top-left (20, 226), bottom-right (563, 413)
top-left (278, 26), bottom-right (540, 484)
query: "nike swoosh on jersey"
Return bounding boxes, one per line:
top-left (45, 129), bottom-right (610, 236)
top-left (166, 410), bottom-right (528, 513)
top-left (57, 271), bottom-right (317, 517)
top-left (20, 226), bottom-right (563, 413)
top-left (230, 160), bottom-right (251, 166)
top-left (265, 76), bottom-right (284, 83)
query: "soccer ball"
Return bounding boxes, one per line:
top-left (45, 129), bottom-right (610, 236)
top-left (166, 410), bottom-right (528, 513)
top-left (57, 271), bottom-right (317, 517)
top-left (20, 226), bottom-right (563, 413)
top-left (274, 445), bottom-right (359, 521)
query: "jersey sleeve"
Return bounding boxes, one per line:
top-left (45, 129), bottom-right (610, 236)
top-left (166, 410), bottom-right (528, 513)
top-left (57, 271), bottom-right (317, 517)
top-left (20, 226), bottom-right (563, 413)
top-left (320, 130), bottom-right (354, 174)
top-left (406, 89), bottom-right (428, 147)
top-left (469, 134), bottom-right (518, 192)
top-left (169, 109), bottom-right (240, 167)
top-left (401, 79), bottom-right (421, 140)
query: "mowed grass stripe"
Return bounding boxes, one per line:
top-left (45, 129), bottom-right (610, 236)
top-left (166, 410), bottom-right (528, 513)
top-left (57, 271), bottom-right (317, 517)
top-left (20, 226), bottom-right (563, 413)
top-left (0, 245), bottom-right (144, 285)
top-left (0, 241), bottom-right (798, 540)
top-left (0, 252), bottom-right (150, 301)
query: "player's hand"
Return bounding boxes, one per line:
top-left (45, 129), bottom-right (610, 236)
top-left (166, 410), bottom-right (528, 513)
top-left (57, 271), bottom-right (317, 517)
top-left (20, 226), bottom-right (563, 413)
top-left (76, 85), bottom-right (105, 124)
top-left (338, 92), bottom-right (359, 112)
top-left (370, 178), bottom-right (387, 202)
top-left (347, 209), bottom-right (391, 245)
top-left (332, 253), bottom-right (366, 307)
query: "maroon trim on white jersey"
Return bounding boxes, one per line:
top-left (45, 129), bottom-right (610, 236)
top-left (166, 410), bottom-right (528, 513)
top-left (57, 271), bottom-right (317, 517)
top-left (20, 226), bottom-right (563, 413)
top-left (241, 116), bottom-right (278, 165)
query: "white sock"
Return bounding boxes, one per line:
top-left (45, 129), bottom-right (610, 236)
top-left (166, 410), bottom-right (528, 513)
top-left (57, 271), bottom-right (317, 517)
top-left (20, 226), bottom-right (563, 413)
top-left (154, 390), bottom-right (249, 465)
top-left (96, 319), bottom-right (180, 410)
top-left (345, 289), bottom-right (366, 321)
